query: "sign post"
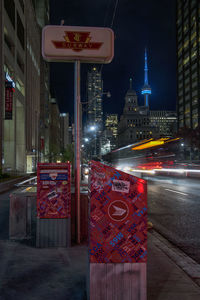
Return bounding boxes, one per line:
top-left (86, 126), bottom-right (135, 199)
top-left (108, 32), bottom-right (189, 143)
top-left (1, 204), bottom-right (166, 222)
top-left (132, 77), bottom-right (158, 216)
top-left (74, 60), bottom-right (81, 243)
top-left (42, 25), bottom-right (114, 243)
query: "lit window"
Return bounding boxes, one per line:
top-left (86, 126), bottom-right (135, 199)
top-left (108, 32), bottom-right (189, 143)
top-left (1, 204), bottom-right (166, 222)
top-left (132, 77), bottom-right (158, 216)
top-left (183, 56), bottom-right (189, 65)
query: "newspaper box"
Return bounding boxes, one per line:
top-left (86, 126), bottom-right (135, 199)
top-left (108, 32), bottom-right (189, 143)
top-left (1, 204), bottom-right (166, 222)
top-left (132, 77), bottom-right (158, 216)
top-left (88, 161), bottom-right (147, 300)
top-left (36, 163), bottom-right (71, 247)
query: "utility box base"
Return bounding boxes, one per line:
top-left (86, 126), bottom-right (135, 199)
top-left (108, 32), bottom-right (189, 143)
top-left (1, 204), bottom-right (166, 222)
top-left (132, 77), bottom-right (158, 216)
top-left (36, 218), bottom-right (71, 248)
top-left (9, 192), bottom-right (36, 240)
top-left (88, 263), bottom-right (146, 300)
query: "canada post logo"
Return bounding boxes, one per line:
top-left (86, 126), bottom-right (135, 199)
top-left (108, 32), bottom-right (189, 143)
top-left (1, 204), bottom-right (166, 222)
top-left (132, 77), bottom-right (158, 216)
top-left (52, 31), bottom-right (103, 52)
top-left (108, 200), bottom-right (129, 222)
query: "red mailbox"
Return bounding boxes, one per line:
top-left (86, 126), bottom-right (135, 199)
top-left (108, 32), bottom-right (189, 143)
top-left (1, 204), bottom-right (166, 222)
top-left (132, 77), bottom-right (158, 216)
top-left (37, 163), bottom-right (71, 219)
top-left (89, 161), bottom-right (147, 263)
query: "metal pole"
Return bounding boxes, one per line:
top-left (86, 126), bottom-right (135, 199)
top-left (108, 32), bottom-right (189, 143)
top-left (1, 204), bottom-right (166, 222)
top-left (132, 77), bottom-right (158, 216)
top-left (74, 60), bottom-right (81, 244)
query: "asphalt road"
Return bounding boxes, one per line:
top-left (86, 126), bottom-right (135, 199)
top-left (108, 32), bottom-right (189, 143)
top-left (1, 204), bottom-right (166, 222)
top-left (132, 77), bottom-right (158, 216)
top-left (146, 175), bottom-right (200, 264)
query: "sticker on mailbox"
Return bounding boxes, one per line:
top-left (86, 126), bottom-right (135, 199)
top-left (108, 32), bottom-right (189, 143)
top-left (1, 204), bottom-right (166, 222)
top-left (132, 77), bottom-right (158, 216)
top-left (108, 200), bottom-right (129, 222)
top-left (112, 179), bottom-right (130, 193)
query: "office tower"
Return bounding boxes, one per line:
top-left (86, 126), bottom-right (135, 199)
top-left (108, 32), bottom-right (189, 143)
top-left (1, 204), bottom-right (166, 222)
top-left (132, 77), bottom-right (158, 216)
top-left (176, 0), bottom-right (200, 129)
top-left (87, 66), bottom-right (103, 158)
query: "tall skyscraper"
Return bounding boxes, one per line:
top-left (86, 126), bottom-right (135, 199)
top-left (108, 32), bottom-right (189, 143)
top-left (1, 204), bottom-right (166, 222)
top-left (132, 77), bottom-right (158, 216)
top-left (176, 0), bottom-right (200, 129)
top-left (87, 66), bottom-right (103, 158)
top-left (141, 49), bottom-right (151, 107)
top-left (87, 66), bottom-right (103, 128)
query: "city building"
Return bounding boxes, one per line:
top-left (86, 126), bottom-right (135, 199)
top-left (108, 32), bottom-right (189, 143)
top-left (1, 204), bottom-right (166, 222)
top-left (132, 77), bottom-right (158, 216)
top-left (176, 0), bottom-right (200, 129)
top-left (150, 111), bottom-right (177, 137)
top-left (33, 0), bottom-right (50, 164)
top-left (1, 0), bottom-right (40, 173)
top-left (0, 0), bottom-right (50, 173)
top-left (118, 79), bottom-right (157, 147)
top-left (25, 0), bottom-right (41, 172)
top-left (87, 66), bottom-right (103, 158)
top-left (105, 114), bottom-right (118, 138)
top-left (103, 114), bottom-right (118, 151)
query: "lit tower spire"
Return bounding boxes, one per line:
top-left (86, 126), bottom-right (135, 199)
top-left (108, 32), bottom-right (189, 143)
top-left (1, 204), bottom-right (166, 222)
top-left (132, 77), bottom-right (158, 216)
top-left (141, 48), bottom-right (151, 107)
top-left (129, 77), bottom-right (132, 89)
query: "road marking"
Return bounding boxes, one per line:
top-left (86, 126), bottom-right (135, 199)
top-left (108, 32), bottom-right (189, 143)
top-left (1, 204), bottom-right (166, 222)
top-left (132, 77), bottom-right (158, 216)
top-left (165, 188), bottom-right (188, 196)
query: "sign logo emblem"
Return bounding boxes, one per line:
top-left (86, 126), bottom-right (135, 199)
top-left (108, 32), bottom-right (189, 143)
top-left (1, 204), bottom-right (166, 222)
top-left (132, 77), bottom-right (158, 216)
top-left (52, 31), bottom-right (103, 52)
top-left (49, 173), bottom-right (57, 180)
top-left (108, 200), bottom-right (129, 222)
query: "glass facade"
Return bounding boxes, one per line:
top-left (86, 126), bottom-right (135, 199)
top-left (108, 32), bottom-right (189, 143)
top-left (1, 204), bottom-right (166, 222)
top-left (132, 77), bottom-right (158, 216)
top-left (87, 66), bottom-right (103, 158)
top-left (176, 0), bottom-right (200, 129)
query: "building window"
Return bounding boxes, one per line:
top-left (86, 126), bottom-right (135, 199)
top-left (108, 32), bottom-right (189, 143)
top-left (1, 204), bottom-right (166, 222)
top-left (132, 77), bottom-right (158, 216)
top-left (183, 55), bottom-right (189, 66)
top-left (185, 94), bottom-right (190, 101)
top-left (185, 117), bottom-right (190, 127)
top-left (185, 77), bottom-right (189, 84)
top-left (17, 53), bottom-right (24, 73)
top-left (19, 0), bottom-right (24, 12)
top-left (16, 79), bottom-right (25, 96)
top-left (17, 12), bottom-right (24, 49)
top-left (179, 105), bottom-right (183, 113)
top-left (4, 33), bottom-right (15, 56)
top-left (4, 0), bottom-right (15, 29)
top-left (192, 96), bottom-right (198, 105)
top-left (191, 63), bottom-right (197, 70)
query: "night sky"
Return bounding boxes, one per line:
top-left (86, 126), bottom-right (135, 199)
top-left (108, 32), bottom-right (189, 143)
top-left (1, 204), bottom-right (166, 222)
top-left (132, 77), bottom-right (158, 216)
top-left (49, 0), bottom-right (177, 123)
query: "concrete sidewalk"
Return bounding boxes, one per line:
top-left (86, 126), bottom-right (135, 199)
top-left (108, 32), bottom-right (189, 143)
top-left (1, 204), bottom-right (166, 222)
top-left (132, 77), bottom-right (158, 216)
top-left (147, 231), bottom-right (200, 300)
top-left (0, 231), bottom-right (199, 300)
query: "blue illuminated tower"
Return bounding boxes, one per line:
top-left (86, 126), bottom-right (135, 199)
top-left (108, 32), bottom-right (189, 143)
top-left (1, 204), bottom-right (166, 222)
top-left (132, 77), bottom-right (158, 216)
top-left (141, 48), bottom-right (151, 107)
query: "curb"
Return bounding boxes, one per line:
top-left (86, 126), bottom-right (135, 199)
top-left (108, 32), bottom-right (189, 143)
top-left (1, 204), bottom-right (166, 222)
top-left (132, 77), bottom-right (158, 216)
top-left (0, 176), bottom-right (28, 194)
top-left (149, 229), bottom-right (200, 287)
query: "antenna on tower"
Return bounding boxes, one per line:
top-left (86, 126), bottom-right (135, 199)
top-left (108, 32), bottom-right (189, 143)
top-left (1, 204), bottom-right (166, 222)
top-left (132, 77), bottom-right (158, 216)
top-left (129, 77), bottom-right (133, 89)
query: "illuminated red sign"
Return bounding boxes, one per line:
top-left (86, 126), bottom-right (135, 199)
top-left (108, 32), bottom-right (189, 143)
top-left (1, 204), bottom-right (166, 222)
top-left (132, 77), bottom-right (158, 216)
top-left (52, 31), bottom-right (102, 52)
top-left (37, 163), bottom-right (71, 219)
top-left (5, 81), bottom-right (13, 120)
top-left (89, 161), bottom-right (147, 263)
top-left (42, 25), bottom-right (114, 63)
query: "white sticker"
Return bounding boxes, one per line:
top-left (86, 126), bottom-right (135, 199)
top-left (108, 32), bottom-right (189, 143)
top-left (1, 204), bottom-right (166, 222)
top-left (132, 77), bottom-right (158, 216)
top-left (49, 173), bottom-right (57, 180)
top-left (112, 180), bottom-right (130, 193)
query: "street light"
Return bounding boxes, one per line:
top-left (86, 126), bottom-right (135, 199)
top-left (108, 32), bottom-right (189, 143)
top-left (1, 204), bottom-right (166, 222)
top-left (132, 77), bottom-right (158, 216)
top-left (89, 125), bottom-right (96, 131)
